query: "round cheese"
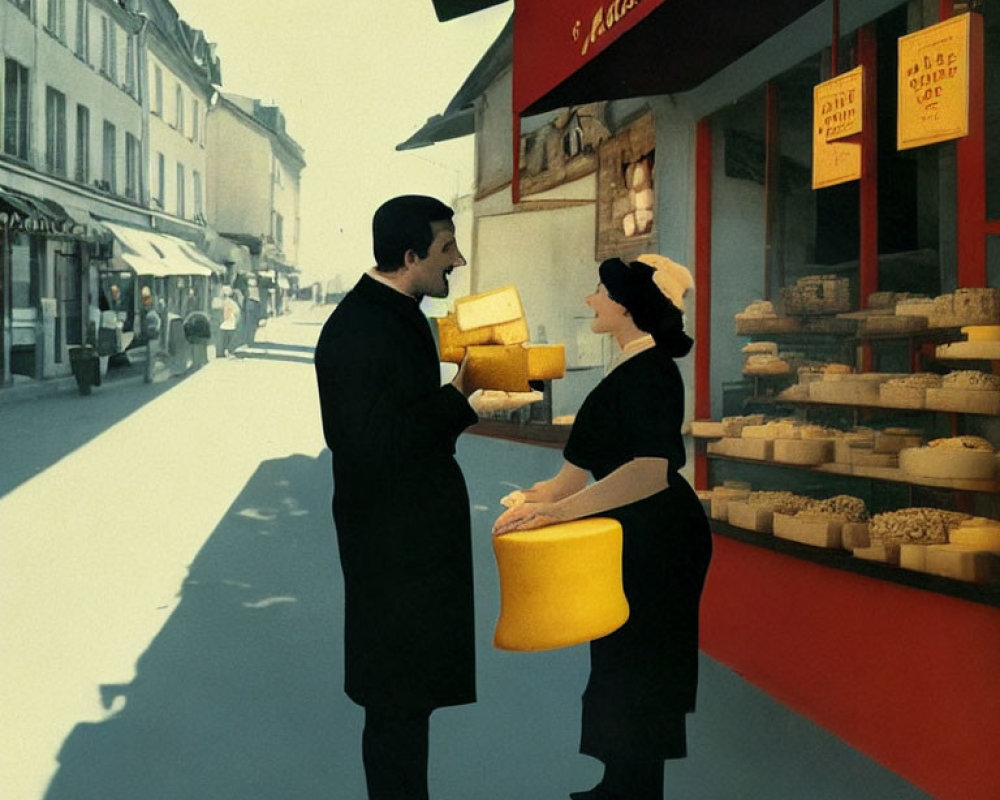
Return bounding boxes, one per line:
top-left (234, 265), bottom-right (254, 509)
top-left (899, 446), bottom-right (998, 480)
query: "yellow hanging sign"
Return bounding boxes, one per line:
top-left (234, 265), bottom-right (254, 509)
top-left (812, 67), bottom-right (864, 190)
top-left (897, 13), bottom-right (970, 150)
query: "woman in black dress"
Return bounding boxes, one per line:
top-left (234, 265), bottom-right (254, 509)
top-left (493, 257), bottom-right (712, 800)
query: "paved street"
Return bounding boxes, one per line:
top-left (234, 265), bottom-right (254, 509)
top-left (1, 302), bottom-right (932, 800)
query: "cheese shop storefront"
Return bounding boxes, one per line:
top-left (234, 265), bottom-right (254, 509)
top-left (416, 2), bottom-right (1000, 798)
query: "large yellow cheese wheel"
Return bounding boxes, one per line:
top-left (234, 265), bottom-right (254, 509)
top-left (493, 518), bottom-right (629, 651)
top-left (455, 285), bottom-right (524, 331)
top-left (490, 316), bottom-right (530, 346)
top-left (949, 521), bottom-right (1000, 553)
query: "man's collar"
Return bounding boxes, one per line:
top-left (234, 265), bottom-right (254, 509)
top-left (367, 267), bottom-right (417, 300)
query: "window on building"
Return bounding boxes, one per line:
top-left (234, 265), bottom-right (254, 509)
top-left (75, 104), bottom-right (90, 184)
top-left (175, 84), bottom-right (184, 133)
top-left (3, 59), bottom-right (30, 161)
top-left (75, 0), bottom-right (90, 60)
top-left (47, 0), bottom-right (67, 41)
top-left (192, 98), bottom-right (199, 142)
top-left (176, 163), bottom-right (185, 217)
top-left (275, 213), bottom-right (284, 250)
top-left (125, 132), bottom-right (139, 199)
top-left (193, 170), bottom-right (203, 218)
top-left (102, 120), bottom-right (116, 192)
top-left (45, 86), bottom-right (68, 176)
top-left (156, 152), bottom-right (165, 208)
top-left (125, 35), bottom-right (136, 95)
top-left (154, 65), bottom-right (163, 115)
top-left (100, 15), bottom-right (118, 81)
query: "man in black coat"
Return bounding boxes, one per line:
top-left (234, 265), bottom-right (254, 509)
top-left (314, 195), bottom-right (478, 800)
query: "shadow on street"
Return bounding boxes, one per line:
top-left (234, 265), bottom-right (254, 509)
top-left (0, 362), bottom-right (198, 500)
top-left (43, 450), bottom-right (363, 800)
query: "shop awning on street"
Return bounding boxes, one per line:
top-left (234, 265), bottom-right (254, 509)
top-left (0, 185), bottom-right (95, 239)
top-left (511, 0), bottom-right (827, 116)
top-left (103, 222), bottom-right (215, 278)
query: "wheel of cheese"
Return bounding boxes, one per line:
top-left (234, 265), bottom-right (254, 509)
top-left (524, 344), bottom-right (566, 380)
top-left (899, 446), bottom-right (998, 480)
top-left (773, 438), bottom-right (833, 465)
top-left (962, 325), bottom-right (1000, 342)
top-left (493, 518), bottom-right (629, 651)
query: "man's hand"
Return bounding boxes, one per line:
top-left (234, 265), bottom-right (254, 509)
top-left (451, 354), bottom-right (474, 397)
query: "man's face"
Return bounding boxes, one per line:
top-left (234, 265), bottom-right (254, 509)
top-left (405, 220), bottom-right (466, 299)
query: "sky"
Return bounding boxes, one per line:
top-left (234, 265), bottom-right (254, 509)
top-left (168, 0), bottom-right (513, 288)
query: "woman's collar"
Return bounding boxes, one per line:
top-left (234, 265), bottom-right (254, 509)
top-left (607, 333), bottom-right (655, 374)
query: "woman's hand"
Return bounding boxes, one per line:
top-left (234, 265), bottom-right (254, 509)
top-left (492, 502), bottom-right (561, 536)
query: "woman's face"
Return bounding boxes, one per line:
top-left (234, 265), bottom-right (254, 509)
top-left (585, 283), bottom-right (628, 334)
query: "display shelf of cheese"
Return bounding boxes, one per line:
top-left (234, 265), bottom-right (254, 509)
top-left (708, 518), bottom-right (1000, 607)
top-left (739, 388), bottom-right (1000, 417)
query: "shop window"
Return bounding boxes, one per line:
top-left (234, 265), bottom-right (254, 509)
top-left (10, 233), bottom-right (41, 309)
top-left (125, 132), bottom-right (139, 199)
top-left (75, 104), bottom-right (90, 184)
top-left (75, 0), bottom-right (90, 60)
top-left (102, 120), bottom-right (117, 193)
top-left (45, 86), bottom-right (68, 176)
top-left (3, 59), bottom-right (30, 161)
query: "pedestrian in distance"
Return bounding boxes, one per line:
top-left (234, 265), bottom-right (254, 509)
top-left (219, 286), bottom-right (241, 359)
top-left (492, 256), bottom-right (713, 800)
top-left (313, 195), bottom-right (479, 800)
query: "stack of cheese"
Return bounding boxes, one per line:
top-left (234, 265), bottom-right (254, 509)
top-left (936, 324), bottom-right (1000, 361)
top-left (726, 490), bottom-right (814, 533)
top-left (773, 494), bottom-right (869, 549)
top-left (436, 285), bottom-right (565, 394)
top-left (779, 274), bottom-right (851, 315)
top-left (735, 300), bottom-right (801, 335)
top-left (898, 435), bottom-right (998, 482)
top-left (896, 287), bottom-right (1000, 328)
top-left (705, 481), bottom-right (752, 522)
top-left (741, 342), bottom-right (792, 376)
top-left (878, 373), bottom-right (942, 409)
top-left (808, 371), bottom-right (906, 405)
top-left (898, 516), bottom-right (1000, 583)
top-left (855, 507), bottom-right (971, 564)
top-left (851, 292), bottom-right (930, 336)
top-left (925, 370), bottom-right (1000, 415)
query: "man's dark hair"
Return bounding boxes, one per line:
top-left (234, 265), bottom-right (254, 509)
top-left (372, 195), bottom-right (454, 272)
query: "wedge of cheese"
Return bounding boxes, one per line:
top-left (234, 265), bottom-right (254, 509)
top-left (455, 285), bottom-right (524, 331)
top-left (524, 344), bottom-right (566, 381)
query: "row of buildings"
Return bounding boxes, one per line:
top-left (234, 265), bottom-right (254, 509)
top-left (0, 0), bottom-right (305, 387)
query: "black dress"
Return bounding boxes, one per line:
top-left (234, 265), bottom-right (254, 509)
top-left (563, 346), bottom-right (712, 762)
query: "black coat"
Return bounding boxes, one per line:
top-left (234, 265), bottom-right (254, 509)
top-left (314, 274), bottom-right (478, 710)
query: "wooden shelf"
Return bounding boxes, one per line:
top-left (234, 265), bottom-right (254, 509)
top-left (741, 395), bottom-right (1000, 417)
top-left (705, 452), bottom-right (999, 495)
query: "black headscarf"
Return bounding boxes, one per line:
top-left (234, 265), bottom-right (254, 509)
top-left (598, 257), bottom-right (694, 358)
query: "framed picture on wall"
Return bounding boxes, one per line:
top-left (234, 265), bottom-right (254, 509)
top-left (596, 111), bottom-right (655, 260)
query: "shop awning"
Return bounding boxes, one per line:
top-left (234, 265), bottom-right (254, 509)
top-left (431, 0), bottom-right (507, 22)
top-left (512, 0), bottom-right (827, 116)
top-left (0, 185), bottom-right (95, 239)
top-left (103, 222), bottom-right (215, 278)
